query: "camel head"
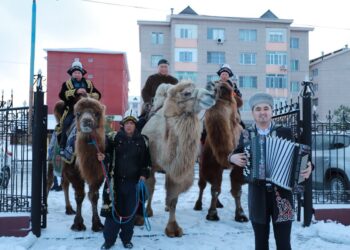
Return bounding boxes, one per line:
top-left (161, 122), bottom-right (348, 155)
top-left (74, 97), bottom-right (105, 134)
top-left (214, 81), bottom-right (235, 102)
top-left (163, 80), bottom-right (215, 117)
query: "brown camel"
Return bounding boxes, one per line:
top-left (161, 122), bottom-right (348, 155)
top-left (193, 81), bottom-right (248, 222)
top-left (141, 81), bottom-right (215, 237)
top-left (47, 97), bottom-right (106, 232)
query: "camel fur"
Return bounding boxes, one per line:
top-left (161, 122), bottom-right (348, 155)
top-left (194, 81), bottom-right (248, 222)
top-left (47, 97), bottom-right (106, 232)
top-left (141, 81), bottom-right (215, 237)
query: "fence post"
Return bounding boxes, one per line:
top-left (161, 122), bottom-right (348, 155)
top-left (301, 80), bottom-right (313, 227)
top-left (31, 72), bottom-right (44, 237)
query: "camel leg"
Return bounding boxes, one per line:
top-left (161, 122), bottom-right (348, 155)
top-left (193, 173), bottom-right (206, 211)
top-left (230, 169), bottom-right (248, 223)
top-left (88, 182), bottom-right (104, 232)
top-left (206, 183), bottom-right (221, 221)
top-left (46, 162), bottom-right (54, 199)
top-left (62, 170), bottom-right (76, 215)
top-left (145, 171), bottom-right (156, 217)
top-left (65, 165), bottom-right (86, 231)
top-left (164, 173), bottom-right (193, 238)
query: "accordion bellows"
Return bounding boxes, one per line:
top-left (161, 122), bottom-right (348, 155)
top-left (245, 136), bottom-right (310, 190)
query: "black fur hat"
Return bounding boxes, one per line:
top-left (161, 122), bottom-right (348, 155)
top-left (67, 59), bottom-right (87, 75)
top-left (217, 64), bottom-right (233, 77)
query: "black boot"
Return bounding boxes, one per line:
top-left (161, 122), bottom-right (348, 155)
top-left (123, 242), bottom-right (133, 249)
top-left (101, 242), bottom-right (114, 249)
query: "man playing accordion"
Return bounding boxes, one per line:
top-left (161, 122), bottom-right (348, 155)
top-left (228, 92), bottom-right (313, 250)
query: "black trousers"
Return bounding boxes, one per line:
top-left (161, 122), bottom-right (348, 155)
top-left (103, 180), bottom-right (138, 245)
top-left (251, 189), bottom-right (292, 250)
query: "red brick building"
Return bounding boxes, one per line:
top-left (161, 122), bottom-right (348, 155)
top-left (45, 48), bottom-right (129, 123)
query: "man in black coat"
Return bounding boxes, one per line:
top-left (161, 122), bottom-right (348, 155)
top-left (140, 59), bottom-right (177, 119)
top-left (57, 59), bottom-right (101, 153)
top-left (100, 113), bottom-right (150, 250)
top-left (228, 92), bottom-right (313, 250)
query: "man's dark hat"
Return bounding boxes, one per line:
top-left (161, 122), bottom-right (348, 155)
top-left (217, 64), bottom-right (233, 77)
top-left (158, 59), bottom-right (169, 66)
top-left (67, 59), bottom-right (87, 76)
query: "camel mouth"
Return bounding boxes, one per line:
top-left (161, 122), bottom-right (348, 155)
top-left (80, 126), bottom-right (93, 133)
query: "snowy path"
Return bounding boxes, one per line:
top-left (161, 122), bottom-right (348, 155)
top-left (1, 166), bottom-right (350, 249)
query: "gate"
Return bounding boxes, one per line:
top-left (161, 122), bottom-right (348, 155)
top-left (0, 73), bottom-right (47, 237)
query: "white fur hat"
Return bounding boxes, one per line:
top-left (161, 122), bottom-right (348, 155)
top-left (67, 58), bottom-right (87, 75)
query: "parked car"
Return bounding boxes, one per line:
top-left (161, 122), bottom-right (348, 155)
top-left (312, 132), bottom-right (350, 194)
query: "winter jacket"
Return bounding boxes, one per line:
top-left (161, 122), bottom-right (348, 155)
top-left (141, 73), bottom-right (178, 104)
top-left (100, 130), bottom-right (151, 217)
top-left (234, 123), bottom-right (295, 224)
top-left (59, 78), bottom-right (101, 109)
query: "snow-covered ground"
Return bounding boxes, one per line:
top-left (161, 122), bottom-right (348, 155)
top-left (1, 167), bottom-right (350, 250)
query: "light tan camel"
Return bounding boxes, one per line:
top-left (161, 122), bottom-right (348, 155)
top-left (141, 81), bottom-right (215, 237)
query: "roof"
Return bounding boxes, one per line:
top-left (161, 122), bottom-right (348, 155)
top-left (44, 48), bottom-right (126, 55)
top-left (310, 47), bottom-right (350, 65)
top-left (179, 6), bottom-right (198, 15)
top-left (260, 10), bottom-right (278, 19)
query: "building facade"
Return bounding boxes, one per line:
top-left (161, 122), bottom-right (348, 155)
top-left (138, 7), bottom-right (313, 123)
top-left (45, 48), bottom-right (129, 128)
top-left (309, 46), bottom-right (350, 120)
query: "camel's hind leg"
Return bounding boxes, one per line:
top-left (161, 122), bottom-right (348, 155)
top-left (46, 162), bottom-right (54, 199)
top-left (145, 170), bottom-right (156, 217)
top-left (230, 168), bottom-right (248, 222)
top-left (64, 163), bottom-right (86, 231)
top-left (206, 168), bottom-right (223, 221)
top-left (88, 181), bottom-right (104, 232)
top-left (61, 169), bottom-right (76, 215)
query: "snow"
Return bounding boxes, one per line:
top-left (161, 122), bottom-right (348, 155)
top-left (1, 167), bottom-right (350, 250)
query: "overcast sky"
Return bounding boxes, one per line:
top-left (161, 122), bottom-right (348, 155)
top-left (1, 0), bottom-right (349, 106)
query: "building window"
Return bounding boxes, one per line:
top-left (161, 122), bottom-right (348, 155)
top-left (266, 28), bottom-right (286, 43)
top-left (175, 24), bottom-right (197, 39)
top-left (266, 51), bottom-right (287, 65)
top-left (179, 51), bottom-right (193, 62)
top-left (152, 32), bottom-right (164, 44)
top-left (239, 29), bottom-right (257, 42)
top-left (290, 81), bottom-right (300, 92)
top-left (175, 72), bottom-right (197, 82)
top-left (239, 76), bottom-right (257, 88)
top-left (311, 68), bottom-right (318, 77)
top-left (207, 28), bottom-right (225, 40)
top-left (290, 37), bottom-right (299, 48)
top-left (266, 74), bottom-right (287, 88)
top-left (313, 83), bottom-right (319, 92)
top-left (87, 74), bottom-right (93, 79)
top-left (207, 75), bottom-right (219, 82)
top-left (151, 55), bottom-right (163, 68)
top-left (207, 52), bottom-right (225, 64)
top-left (175, 48), bottom-right (197, 62)
top-left (88, 58), bottom-right (94, 63)
top-left (290, 59), bottom-right (299, 72)
top-left (240, 53), bottom-right (256, 65)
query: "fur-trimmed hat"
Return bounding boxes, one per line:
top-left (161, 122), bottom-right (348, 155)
top-left (121, 109), bottom-right (138, 125)
top-left (217, 64), bottom-right (233, 77)
top-left (158, 59), bottom-right (169, 66)
top-left (249, 92), bottom-right (274, 110)
top-left (67, 59), bottom-right (87, 76)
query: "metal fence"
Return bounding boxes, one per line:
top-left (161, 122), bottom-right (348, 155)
top-left (0, 105), bottom-right (31, 212)
top-left (312, 111), bottom-right (350, 204)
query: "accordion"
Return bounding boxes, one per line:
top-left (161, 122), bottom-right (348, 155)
top-left (243, 135), bottom-right (310, 190)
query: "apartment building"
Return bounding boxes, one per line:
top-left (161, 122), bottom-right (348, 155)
top-left (310, 46), bottom-right (350, 120)
top-left (138, 6), bottom-right (313, 122)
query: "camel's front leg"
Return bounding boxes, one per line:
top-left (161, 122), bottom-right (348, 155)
top-left (145, 170), bottom-right (156, 217)
top-left (88, 181), bottom-right (104, 232)
top-left (193, 171), bottom-right (206, 211)
top-left (230, 169), bottom-right (248, 222)
top-left (164, 173), bottom-right (193, 237)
